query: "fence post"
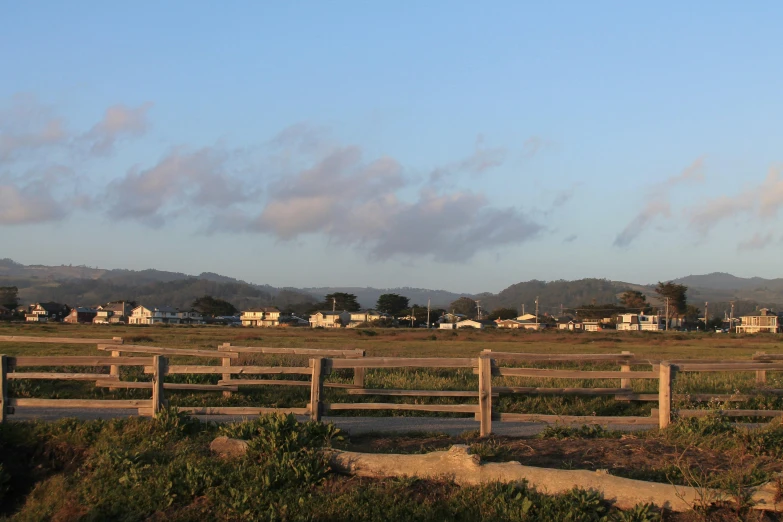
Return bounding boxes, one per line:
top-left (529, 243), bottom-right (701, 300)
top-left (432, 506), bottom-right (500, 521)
top-left (620, 351), bottom-right (632, 391)
top-left (353, 350), bottom-right (366, 388)
top-left (0, 355), bottom-right (7, 424)
top-left (310, 357), bottom-right (324, 422)
top-left (755, 352), bottom-right (767, 385)
top-left (152, 355), bottom-right (166, 417)
top-left (221, 343), bottom-right (233, 398)
top-left (658, 362), bottom-right (673, 429)
top-left (478, 355), bottom-right (492, 437)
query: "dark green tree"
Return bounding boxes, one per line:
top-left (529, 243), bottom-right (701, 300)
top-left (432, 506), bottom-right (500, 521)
top-left (448, 297), bottom-right (478, 318)
top-left (655, 281), bottom-right (688, 323)
top-left (376, 293), bottom-right (410, 315)
top-left (684, 304), bottom-right (701, 323)
top-left (0, 286), bottom-right (19, 310)
top-left (620, 290), bottom-right (647, 310)
top-left (192, 295), bottom-right (238, 316)
top-left (323, 292), bottom-right (360, 312)
top-left (487, 307), bottom-right (518, 320)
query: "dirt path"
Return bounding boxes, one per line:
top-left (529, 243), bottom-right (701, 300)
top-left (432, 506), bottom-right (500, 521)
top-left (9, 408), bottom-right (652, 436)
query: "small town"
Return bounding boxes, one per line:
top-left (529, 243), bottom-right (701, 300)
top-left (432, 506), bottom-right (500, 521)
top-left (6, 297), bottom-right (781, 334)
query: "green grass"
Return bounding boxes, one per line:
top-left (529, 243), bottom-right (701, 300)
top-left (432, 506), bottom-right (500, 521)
top-left (0, 413), bottom-right (683, 521)
top-left (3, 323), bottom-right (783, 419)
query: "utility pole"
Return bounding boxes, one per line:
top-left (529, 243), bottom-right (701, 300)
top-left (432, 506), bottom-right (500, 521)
top-left (560, 303), bottom-right (563, 317)
top-left (332, 297), bottom-right (336, 314)
top-left (427, 299), bottom-right (431, 329)
top-left (522, 304), bottom-right (525, 316)
top-left (704, 302), bottom-right (708, 331)
top-left (411, 305), bottom-right (415, 328)
top-left (730, 301), bottom-right (735, 332)
top-left (535, 296), bottom-right (539, 327)
top-left (704, 301), bottom-right (710, 332)
top-left (665, 298), bottom-right (669, 331)
top-left (476, 300), bottom-right (482, 320)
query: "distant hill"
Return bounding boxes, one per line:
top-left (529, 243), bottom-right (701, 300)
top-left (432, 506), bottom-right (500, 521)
top-left (3, 259), bottom-right (782, 315)
top-left (1, 259), bottom-right (318, 313)
top-left (673, 272), bottom-right (783, 292)
top-left (476, 279), bottom-right (622, 314)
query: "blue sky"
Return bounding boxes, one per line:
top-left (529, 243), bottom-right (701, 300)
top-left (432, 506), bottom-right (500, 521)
top-left (2, 1), bottom-right (782, 293)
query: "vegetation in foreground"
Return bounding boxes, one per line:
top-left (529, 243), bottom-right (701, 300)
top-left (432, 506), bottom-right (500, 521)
top-left (2, 412), bottom-right (783, 521)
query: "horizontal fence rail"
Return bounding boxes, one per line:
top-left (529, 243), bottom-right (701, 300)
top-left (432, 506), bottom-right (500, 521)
top-left (2, 335), bottom-right (783, 432)
top-left (0, 336), bottom-right (123, 345)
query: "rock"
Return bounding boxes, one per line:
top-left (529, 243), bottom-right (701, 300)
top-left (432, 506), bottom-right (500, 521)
top-left (210, 436), bottom-right (249, 458)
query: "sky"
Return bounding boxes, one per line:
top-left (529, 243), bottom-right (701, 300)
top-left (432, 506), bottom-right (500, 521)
top-left (1, 1), bottom-right (782, 293)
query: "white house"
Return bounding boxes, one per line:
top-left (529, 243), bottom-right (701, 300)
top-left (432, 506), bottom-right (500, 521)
top-left (583, 320), bottom-right (602, 332)
top-left (178, 309), bottom-right (205, 324)
top-left (25, 302), bottom-right (68, 322)
top-left (616, 314), bottom-right (640, 331)
top-left (93, 302), bottom-right (132, 324)
top-left (347, 310), bottom-right (390, 327)
top-left (557, 319), bottom-right (583, 331)
top-left (737, 309), bottom-right (780, 334)
top-left (638, 314), bottom-right (665, 331)
top-left (456, 319), bottom-right (484, 329)
top-left (309, 311), bottom-right (351, 328)
top-left (241, 307), bottom-right (281, 327)
top-left (128, 305), bottom-right (181, 325)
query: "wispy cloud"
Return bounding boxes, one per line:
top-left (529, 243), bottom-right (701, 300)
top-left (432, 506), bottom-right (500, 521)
top-left (0, 94), bottom-right (69, 161)
top-left (429, 134), bottom-right (506, 183)
top-left (689, 165), bottom-right (783, 236)
top-left (224, 141), bottom-right (542, 262)
top-left (563, 234), bottom-right (578, 243)
top-left (0, 95), bottom-right (545, 260)
top-left (104, 145), bottom-right (253, 227)
top-left (521, 136), bottom-right (551, 158)
top-left (737, 232), bottom-right (774, 251)
top-left (614, 157), bottom-right (705, 247)
top-left (82, 102), bottom-right (153, 155)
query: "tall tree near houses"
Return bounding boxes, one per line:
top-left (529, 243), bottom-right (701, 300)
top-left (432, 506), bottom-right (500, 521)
top-left (376, 293), bottom-right (410, 315)
top-left (192, 295), bottom-right (238, 317)
top-left (654, 281), bottom-right (688, 325)
top-left (620, 290), bottom-right (648, 310)
top-left (487, 307), bottom-right (518, 320)
top-left (448, 297), bottom-right (478, 319)
top-left (323, 292), bottom-right (360, 312)
top-left (0, 286), bottom-right (19, 310)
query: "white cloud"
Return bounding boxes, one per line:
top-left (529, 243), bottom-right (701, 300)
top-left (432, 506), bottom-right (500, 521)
top-left (104, 146), bottom-right (252, 227)
top-left (0, 183), bottom-right (67, 225)
top-left (242, 145), bottom-right (541, 262)
top-left (82, 102), bottom-right (153, 155)
top-left (689, 165), bottom-right (783, 234)
top-left (614, 157), bottom-right (705, 247)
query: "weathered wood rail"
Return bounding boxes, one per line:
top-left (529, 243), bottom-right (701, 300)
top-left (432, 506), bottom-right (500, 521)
top-left (2, 336), bottom-right (783, 434)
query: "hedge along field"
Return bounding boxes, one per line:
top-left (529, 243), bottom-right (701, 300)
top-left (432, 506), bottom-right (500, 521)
top-left (3, 322), bottom-right (783, 418)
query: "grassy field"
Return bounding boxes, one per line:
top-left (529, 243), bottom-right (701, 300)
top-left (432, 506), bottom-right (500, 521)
top-left (3, 324), bottom-right (783, 520)
top-left (3, 323), bottom-right (783, 418)
top-left (3, 322), bottom-right (782, 359)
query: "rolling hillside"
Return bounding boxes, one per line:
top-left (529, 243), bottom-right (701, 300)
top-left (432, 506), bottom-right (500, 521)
top-left (2, 259), bottom-right (781, 314)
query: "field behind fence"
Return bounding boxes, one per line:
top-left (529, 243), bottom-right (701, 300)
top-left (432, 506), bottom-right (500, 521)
top-left (4, 333), bottom-right (783, 435)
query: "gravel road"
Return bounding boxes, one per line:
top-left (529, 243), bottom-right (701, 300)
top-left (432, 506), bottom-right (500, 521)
top-left (10, 408), bottom-right (652, 437)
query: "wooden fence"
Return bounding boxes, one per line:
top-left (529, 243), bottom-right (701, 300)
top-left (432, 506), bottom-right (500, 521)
top-left (2, 336), bottom-right (783, 435)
